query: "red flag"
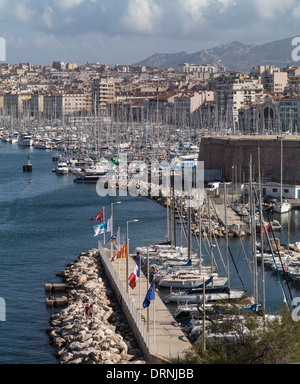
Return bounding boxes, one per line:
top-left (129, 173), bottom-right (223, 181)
top-left (89, 209), bottom-right (104, 222)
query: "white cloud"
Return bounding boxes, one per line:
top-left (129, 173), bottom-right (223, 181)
top-left (253, 0), bottom-right (295, 21)
top-left (122, 0), bottom-right (162, 35)
top-left (42, 5), bottom-right (54, 28)
top-left (53, 0), bottom-right (86, 10)
top-left (14, 2), bottom-right (36, 23)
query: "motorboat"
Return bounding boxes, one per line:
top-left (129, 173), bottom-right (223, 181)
top-left (18, 134), bottom-right (34, 146)
top-left (55, 161), bottom-right (69, 175)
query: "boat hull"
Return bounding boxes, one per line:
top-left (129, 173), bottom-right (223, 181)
top-left (273, 202), bottom-right (291, 214)
top-left (164, 289), bottom-right (247, 303)
top-left (158, 276), bottom-right (227, 288)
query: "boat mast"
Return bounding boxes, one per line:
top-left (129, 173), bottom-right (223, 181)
top-left (224, 182), bottom-right (230, 290)
top-left (258, 146), bottom-right (265, 314)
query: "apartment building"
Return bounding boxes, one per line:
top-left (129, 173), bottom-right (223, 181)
top-left (92, 77), bottom-right (115, 115)
top-left (285, 66), bottom-right (300, 93)
top-left (22, 94), bottom-right (44, 117)
top-left (43, 92), bottom-right (86, 119)
top-left (213, 73), bottom-right (264, 129)
top-left (174, 91), bottom-right (214, 124)
top-left (251, 65), bottom-right (288, 93)
top-left (279, 98), bottom-right (300, 134)
top-left (3, 93), bottom-right (32, 117)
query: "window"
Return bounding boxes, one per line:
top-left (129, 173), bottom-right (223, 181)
top-left (284, 189), bottom-right (289, 193)
top-left (272, 188), bottom-right (278, 193)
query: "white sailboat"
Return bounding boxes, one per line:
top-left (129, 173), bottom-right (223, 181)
top-left (164, 285), bottom-right (247, 304)
top-left (158, 272), bottom-right (227, 288)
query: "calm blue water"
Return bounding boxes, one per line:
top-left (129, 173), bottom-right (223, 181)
top-left (0, 142), bottom-right (299, 364)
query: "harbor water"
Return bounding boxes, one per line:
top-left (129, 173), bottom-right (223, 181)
top-left (0, 142), bottom-right (300, 363)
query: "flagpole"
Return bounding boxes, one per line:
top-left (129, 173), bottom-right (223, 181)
top-left (126, 219), bottom-right (138, 294)
top-left (139, 254), bottom-right (141, 313)
top-left (111, 201), bottom-right (121, 260)
top-left (147, 246), bottom-right (149, 333)
top-left (103, 207), bottom-right (105, 244)
top-left (153, 277), bottom-right (155, 344)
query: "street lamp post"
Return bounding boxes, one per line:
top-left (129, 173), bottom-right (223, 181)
top-left (111, 201), bottom-right (121, 258)
top-left (126, 219), bottom-right (139, 293)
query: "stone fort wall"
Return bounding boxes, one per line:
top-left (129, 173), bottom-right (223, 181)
top-left (199, 135), bottom-right (300, 184)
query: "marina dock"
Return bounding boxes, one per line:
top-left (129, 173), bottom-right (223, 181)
top-left (98, 242), bottom-right (192, 363)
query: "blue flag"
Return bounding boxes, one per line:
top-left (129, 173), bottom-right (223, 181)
top-left (143, 280), bottom-right (155, 308)
top-left (93, 218), bottom-right (111, 237)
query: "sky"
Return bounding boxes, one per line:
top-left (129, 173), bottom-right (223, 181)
top-left (1, 0), bottom-right (300, 66)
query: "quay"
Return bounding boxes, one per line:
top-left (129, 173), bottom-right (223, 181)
top-left (98, 242), bottom-right (192, 363)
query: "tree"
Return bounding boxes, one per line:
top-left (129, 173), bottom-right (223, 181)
top-left (173, 304), bottom-right (300, 364)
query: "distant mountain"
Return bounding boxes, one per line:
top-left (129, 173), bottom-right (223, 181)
top-left (134, 36), bottom-right (300, 72)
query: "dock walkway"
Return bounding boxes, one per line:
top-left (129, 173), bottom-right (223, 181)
top-left (212, 196), bottom-right (249, 230)
top-left (98, 242), bottom-right (191, 363)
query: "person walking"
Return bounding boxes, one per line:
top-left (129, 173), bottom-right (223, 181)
top-left (89, 304), bottom-right (93, 319)
top-left (84, 304), bottom-right (90, 320)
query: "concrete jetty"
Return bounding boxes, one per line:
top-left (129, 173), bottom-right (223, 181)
top-left (98, 242), bottom-right (192, 363)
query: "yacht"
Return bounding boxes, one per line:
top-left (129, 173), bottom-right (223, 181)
top-left (55, 161), bottom-right (69, 175)
top-left (73, 162), bottom-right (109, 183)
top-left (18, 134), bottom-right (34, 147)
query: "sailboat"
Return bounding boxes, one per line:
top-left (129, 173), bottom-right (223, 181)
top-left (163, 193), bottom-right (247, 303)
top-left (164, 278), bottom-right (247, 303)
top-left (273, 136), bottom-right (291, 214)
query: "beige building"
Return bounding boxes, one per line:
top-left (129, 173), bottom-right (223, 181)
top-left (3, 93), bottom-right (32, 117)
top-left (251, 66), bottom-right (288, 93)
top-left (174, 91), bottom-right (214, 123)
top-left (43, 92), bottom-right (86, 119)
top-left (92, 77), bottom-right (115, 115)
top-left (213, 74), bottom-right (264, 130)
top-left (238, 96), bottom-right (281, 134)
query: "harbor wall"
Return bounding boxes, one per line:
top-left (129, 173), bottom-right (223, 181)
top-left (199, 135), bottom-right (300, 184)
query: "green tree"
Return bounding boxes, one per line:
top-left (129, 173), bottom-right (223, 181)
top-left (173, 305), bottom-right (300, 364)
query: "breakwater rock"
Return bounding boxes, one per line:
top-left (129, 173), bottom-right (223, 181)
top-left (46, 249), bottom-right (145, 364)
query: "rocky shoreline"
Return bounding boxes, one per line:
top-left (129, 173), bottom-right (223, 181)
top-left (46, 248), bottom-right (145, 364)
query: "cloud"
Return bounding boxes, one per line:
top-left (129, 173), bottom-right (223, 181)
top-left (121, 0), bottom-right (162, 35)
top-left (2, 0), bottom-right (300, 66)
top-left (53, 0), bottom-right (88, 10)
top-left (253, 0), bottom-right (296, 21)
top-left (42, 5), bottom-right (54, 28)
